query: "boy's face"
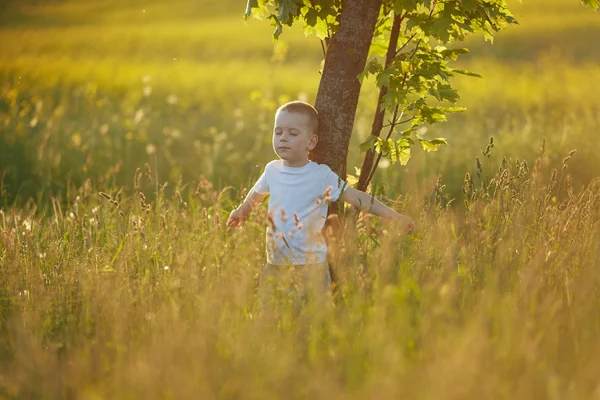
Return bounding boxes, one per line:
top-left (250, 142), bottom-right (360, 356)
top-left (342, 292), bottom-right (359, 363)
top-left (273, 110), bottom-right (318, 167)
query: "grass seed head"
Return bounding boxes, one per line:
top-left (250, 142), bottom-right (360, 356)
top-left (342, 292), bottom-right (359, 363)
top-left (134, 167), bottom-right (141, 189)
top-left (145, 163), bottom-right (152, 182)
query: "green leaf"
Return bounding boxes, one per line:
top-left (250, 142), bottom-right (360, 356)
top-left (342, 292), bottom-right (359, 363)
top-left (420, 106), bottom-right (447, 123)
top-left (419, 138), bottom-right (448, 152)
top-left (440, 48), bottom-right (469, 61)
top-left (278, 0), bottom-right (300, 26)
top-left (245, 0), bottom-right (259, 19)
top-left (303, 8), bottom-right (330, 39)
top-left (380, 89), bottom-right (408, 111)
top-left (397, 142), bottom-right (411, 165)
top-left (461, 0), bottom-right (478, 12)
top-left (359, 135), bottom-right (379, 153)
top-left (394, 0), bottom-right (418, 13)
top-left (425, 9), bottom-right (454, 43)
top-left (375, 68), bottom-right (393, 88)
top-left (430, 138), bottom-right (449, 146)
top-left (582, 0), bottom-right (599, 10)
top-left (305, 8), bottom-right (318, 26)
top-left (304, 16), bottom-right (329, 39)
top-left (388, 139), bottom-right (398, 163)
top-left (437, 84), bottom-right (460, 103)
top-left (374, 137), bottom-right (390, 154)
top-left (359, 59), bottom-right (383, 84)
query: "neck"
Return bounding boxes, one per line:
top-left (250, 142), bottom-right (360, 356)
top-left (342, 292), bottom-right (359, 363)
top-left (283, 159), bottom-right (310, 167)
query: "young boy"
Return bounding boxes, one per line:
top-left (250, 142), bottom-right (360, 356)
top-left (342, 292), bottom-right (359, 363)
top-left (227, 101), bottom-right (414, 299)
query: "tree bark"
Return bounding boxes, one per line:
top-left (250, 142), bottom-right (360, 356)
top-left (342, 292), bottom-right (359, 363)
top-left (310, 0), bottom-right (383, 180)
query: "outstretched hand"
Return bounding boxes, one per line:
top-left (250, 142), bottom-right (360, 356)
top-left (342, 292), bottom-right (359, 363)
top-left (405, 218), bottom-right (416, 234)
top-left (226, 208), bottom-right (245, 228)
top-left (395, 215), bottom-right (415, 234)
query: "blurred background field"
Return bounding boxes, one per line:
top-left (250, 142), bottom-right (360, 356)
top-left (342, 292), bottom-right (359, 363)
top-left (1, 0), bottom-right (599, 205)
top-left (1, 1), bottom-right (600, 398)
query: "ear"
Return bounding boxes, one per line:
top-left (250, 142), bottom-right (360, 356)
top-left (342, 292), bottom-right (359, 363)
top-left (307, 134), bottom-right (318, 151)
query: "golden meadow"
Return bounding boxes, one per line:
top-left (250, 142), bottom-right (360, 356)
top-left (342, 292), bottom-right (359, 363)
top-left (0, 0), bottom-right (599, 398)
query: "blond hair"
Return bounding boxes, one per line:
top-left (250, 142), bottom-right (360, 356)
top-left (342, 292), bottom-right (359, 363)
top-left (276, 101), bottom-right (320, 135)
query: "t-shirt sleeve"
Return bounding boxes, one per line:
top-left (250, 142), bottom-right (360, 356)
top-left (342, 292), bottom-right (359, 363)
top-left (251, 163), bottom-right (270, 195)
top-left (322, 165), bottom-right (348, 202)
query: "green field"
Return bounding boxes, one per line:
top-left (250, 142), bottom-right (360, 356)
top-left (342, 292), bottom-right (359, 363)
top-left (1, 0), bottom-right (600, 398)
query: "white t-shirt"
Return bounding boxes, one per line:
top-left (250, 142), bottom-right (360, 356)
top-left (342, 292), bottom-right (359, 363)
top-left (252, 160), bottom-right (347, 265)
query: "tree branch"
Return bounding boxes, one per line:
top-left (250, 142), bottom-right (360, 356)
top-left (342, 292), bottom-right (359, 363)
top-left (360, 1), bottom-right (438, 191)
top-left (356, 11), bottom-right (404, 192)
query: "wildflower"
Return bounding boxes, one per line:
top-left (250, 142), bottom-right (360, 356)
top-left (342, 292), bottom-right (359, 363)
top-left (146, 144), bottom-right (156, 155)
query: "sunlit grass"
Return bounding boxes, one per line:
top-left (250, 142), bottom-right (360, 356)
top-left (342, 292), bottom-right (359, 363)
top-left (0, 148), bottom-right (599, 398)
top-left (1, 0), bottom-right (600, 397)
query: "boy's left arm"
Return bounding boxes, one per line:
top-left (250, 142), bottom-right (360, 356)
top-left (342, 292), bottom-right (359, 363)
top-left (340, 187), bottom-right (415, 231)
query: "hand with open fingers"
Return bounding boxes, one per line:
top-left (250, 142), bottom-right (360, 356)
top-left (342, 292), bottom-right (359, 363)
top-left (405, 218), bottom-right (416, 234)
top-left (227, 207), bottom-right (245, 228)
top-left (396, 215), bottom-right (415, 234)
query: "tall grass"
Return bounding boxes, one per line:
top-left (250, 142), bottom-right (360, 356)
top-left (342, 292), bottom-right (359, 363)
top-left (0, 143), bottom-right (599, 398)
top-left (1, 0), bottom-right (600, 397)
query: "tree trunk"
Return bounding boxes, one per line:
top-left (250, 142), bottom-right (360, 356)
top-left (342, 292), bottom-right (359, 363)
top-left (310, 0), bottom-right (382, 289)
top-left (309, 0), bottom-right (383, 180)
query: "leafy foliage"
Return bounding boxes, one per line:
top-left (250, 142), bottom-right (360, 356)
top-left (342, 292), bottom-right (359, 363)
top-left (582, 0), bottom-right (599, 10)
top-left (246, 0), bottom-right (341, 39)
top-left (247, 0), bottom-right (518, 169)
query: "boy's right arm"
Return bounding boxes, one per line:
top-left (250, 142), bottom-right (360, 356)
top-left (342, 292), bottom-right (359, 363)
top-left (227, 188), bottom-right (268, 228)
